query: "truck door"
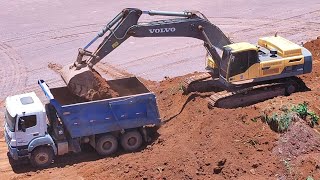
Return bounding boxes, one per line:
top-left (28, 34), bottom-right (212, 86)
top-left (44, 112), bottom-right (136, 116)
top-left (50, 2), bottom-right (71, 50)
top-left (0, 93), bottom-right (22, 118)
top-left (15, 114), bottom-right (40, 147)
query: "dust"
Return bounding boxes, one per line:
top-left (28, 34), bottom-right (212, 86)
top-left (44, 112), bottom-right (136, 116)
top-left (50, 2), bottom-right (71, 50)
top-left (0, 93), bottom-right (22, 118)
top-left (48, 62), bottom-right (63, 73)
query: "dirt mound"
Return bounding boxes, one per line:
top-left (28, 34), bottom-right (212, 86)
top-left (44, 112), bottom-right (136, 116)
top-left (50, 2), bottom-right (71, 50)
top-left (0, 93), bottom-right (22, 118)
top-left (273, 120), bottom-right (320, 159)
top-left (304, 37), bottom-right (320, 60)
top-left (272, 120), bottom-right (320, 179)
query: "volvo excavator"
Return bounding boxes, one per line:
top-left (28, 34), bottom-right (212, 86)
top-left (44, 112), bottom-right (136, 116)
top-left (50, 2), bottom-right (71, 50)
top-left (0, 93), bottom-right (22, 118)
top-left (60, 8), bottom-right (312, 108)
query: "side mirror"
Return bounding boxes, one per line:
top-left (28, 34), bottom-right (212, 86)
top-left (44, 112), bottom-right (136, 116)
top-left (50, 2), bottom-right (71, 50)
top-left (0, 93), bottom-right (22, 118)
top-left (19, 119), bottom-right (26, 132)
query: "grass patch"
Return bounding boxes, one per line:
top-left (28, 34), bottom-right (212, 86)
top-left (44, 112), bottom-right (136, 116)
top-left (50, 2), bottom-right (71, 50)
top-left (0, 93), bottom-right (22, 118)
top-left (263, 112), bottom-right (294, 133)
top-left (292, 102), bottom-right (319, 127)
top-left (261, 102), bottom-right (319, 133)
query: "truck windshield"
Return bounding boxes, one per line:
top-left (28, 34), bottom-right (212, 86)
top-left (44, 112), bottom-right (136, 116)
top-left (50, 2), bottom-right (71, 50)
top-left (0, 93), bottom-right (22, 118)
top-left (5, 109), bottom-right (16, 132)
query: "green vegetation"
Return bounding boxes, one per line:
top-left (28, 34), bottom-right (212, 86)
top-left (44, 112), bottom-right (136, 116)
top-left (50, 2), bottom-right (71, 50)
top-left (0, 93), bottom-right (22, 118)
top-left (291, 102), bottom-right (308, 119)
top-left (292, 102), bottom-right (319, 127)
top-left (262, 102), bottom-right (319, 133)
top-left (263, 111), bottom-right (294, 133)
top-left (306, 176), bottom-right (314, 180)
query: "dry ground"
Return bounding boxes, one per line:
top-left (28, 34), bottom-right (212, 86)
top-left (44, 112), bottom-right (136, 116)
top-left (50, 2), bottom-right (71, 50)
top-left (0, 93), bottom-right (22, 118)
top-left (1, 1), bottom-right (320, 179)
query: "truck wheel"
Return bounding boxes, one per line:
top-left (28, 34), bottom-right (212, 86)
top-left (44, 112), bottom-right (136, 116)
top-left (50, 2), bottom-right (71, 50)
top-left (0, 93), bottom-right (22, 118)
top-left (30, 147), bottom-right (54, 168)
top-left (96, 135), bottom-right (118, 156)
top-left (121, 130), bottom-right (143, 152)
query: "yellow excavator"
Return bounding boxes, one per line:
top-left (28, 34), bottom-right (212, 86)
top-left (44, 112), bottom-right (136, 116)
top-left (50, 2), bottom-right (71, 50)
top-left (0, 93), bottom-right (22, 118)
top-left (60, 8), bottom-right (312, 108)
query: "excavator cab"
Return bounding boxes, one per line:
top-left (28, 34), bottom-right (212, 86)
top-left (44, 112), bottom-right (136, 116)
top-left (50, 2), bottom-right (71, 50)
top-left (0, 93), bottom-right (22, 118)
top-left (218, 36), bottom-right (312, 87)
top-left (216, 43), bottom-right (259, 85)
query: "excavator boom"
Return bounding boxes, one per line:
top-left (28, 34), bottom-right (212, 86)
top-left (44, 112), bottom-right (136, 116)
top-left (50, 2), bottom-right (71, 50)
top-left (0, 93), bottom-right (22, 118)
top-left (60, 8), bottom-right (231, 97)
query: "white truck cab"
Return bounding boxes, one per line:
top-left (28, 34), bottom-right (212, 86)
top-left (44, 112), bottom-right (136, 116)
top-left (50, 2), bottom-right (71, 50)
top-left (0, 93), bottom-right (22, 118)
top-left (4, 92), bottom-right (56, 166)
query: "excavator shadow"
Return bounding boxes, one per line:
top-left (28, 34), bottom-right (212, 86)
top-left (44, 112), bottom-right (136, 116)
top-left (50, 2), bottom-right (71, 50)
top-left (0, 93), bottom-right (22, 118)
top-left (208, 76), bottom-right (311, 109)
top-left (162, 93), bottom-right (211, 125)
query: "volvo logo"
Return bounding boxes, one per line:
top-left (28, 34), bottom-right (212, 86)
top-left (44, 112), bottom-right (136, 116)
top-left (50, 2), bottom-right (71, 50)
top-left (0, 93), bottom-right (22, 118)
top-left (148, 27), bottom-right (176, 34)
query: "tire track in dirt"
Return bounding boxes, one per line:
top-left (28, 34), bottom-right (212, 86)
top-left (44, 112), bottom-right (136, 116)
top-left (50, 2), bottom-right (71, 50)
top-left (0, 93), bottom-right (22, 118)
top-left (7, 30), bottom-right (97, 49)
top-left (116, 43), bottom-right (202, 68)
top-left (22, 79), bottom-right (64, 94)
top-left (227, 9), bottom-right (320, 36)
top-left (0, 139), bottom-right (15, 180)
top-left (0, 140), bottom-right (11, 170)
top-left (0, 42), bottom-right (27, 98)
top-left (2, 23), bottom-right (100, 43)
top-left (136, 54), bottom-right (204, 77)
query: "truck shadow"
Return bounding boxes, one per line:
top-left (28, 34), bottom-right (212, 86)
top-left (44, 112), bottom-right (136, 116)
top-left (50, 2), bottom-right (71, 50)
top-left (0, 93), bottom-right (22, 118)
top-left (9, 128), bottom-right (160, 173)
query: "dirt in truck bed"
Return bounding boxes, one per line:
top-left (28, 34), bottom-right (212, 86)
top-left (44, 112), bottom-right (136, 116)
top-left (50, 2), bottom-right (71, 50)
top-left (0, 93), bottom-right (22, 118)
top-left (84, 70), bottom-right (120, 101)
top-left (48, 62), bottom-right (120, 101)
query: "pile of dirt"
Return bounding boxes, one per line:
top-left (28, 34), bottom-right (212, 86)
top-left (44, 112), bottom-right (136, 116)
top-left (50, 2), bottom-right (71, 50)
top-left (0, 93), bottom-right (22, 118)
top-left (83, 70), bottom-right (119, 101)
top-left (273, 119), bottom-right (320, 159)
top-left (48, 62), bottom-right (119, 101)
top-left (304, 37), bottom-right (320, 60)
top-left (272, 119), bottom-right (320, 179)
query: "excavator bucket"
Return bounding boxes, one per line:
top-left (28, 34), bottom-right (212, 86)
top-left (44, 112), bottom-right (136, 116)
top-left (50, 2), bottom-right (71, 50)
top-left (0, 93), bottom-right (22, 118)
top-left (60, 64), bottom-right (97, 98)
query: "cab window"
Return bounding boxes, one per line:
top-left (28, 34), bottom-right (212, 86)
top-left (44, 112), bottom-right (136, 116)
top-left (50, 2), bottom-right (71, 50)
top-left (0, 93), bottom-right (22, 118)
top-left (19, 115), bottom-right (37, 129)
top-left (248, 50), bottom-right (258, 66)
top-left (229, 51), bottom-right (248, 77)
top-left (229, 50), bottom-right (258, 77)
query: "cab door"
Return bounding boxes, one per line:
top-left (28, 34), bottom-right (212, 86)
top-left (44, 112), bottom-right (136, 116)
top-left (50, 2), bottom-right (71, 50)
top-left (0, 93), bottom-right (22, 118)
top-left (15, 114), bottom-right (40, 147)
top-left (247, 50), bottom-right (261, 79)
top-left (228, 51), bottom-right (249, 82)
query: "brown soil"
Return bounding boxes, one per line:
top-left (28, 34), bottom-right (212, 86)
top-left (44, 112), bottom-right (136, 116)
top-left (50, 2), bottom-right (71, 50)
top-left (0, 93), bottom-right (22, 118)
top-left (1, 38), bottom-right (320, 180)
top-left (273, 120), bottom-right (320, 179)
top-left (83, 70), bottom-right (119, 101)
top-left (48, 61), bottom-right (119, 101)
top-left (304, 37), bottom-right (320, 60)
top-left (47, 62), bottom-right (62, 73)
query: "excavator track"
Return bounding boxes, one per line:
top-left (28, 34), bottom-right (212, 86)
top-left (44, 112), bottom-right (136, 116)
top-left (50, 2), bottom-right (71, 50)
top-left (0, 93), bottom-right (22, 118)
top-left (182, 72), bottom-right (221, 93)
top-left (207, 77), bottom-right (301, 109)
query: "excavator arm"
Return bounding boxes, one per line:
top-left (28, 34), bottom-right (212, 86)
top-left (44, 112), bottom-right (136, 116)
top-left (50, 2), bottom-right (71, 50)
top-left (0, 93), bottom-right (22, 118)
top-left (74, 8), bottom-right (231, 69)
top-left (61, 8), bottom-right (231, 97)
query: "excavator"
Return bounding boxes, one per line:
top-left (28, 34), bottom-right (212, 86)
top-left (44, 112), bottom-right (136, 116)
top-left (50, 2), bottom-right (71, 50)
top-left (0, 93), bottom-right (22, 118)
top-left (60, 8), bottom-right (312, 108)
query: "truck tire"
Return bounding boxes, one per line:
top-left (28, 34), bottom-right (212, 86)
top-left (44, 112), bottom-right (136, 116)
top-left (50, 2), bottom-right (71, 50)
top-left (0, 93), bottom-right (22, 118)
top-left (30, 146), bottom-right (54, 168)
top-left (96, 135), bottom-right (118, 156)
top-left (120, 130), bottom-right (143, 152)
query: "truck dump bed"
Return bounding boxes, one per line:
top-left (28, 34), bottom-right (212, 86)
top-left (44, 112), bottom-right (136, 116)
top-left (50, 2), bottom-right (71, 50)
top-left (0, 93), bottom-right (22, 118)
top-left (50, 77), bottom-right (150, 105)
top-left (39, 77), bottom-right (161, 138)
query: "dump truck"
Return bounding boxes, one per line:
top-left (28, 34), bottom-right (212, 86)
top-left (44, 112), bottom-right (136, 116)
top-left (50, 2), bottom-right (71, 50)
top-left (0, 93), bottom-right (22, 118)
top-left (4, 77), bottom-right (161, 168)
